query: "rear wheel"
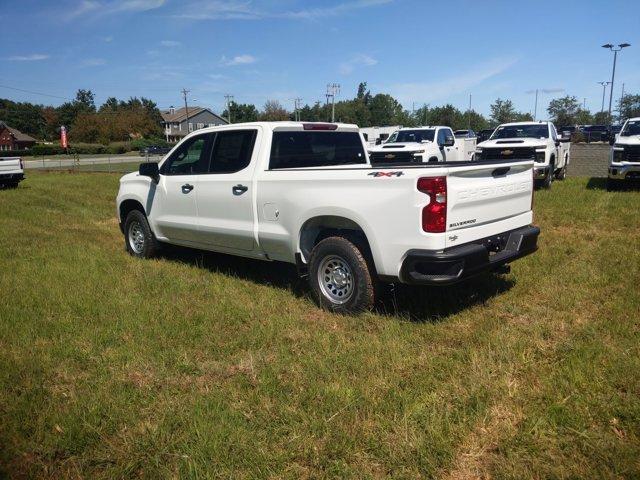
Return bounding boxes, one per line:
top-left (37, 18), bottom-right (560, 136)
top-left (124, 209), bottom-right (159, 258)
top-left (308, 236), bottom-right (376, 314)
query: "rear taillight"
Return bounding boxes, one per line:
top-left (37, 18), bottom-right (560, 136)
top-left (418, 176), bottom-right (447, 233)
top-left (530, 168), bottom-right (534, 210)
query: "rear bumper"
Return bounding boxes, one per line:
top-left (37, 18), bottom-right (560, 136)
top-left (608, 163), bottom-right (640, 180)
top-left (0, 172), bottom-right (24, 182)
top-left (399, 225), bottom-right (540, 285)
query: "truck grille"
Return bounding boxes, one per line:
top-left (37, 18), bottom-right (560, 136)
top-left (369, 151), bottom-right (417, 164)
top-left (480, 147), bottom-right (536, 161)
top-left (623, 146), bottom-right (640, 162)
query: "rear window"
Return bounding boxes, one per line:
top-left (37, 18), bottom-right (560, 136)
top-left (269, 131), bottom-right (366, 169)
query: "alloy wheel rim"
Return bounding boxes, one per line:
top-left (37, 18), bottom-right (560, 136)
top-left (317, 255), bottom-right (354, 304)
top-left (128, 221), bottom-right (145, 254)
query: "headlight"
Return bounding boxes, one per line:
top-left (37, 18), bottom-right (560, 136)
top-left (535, 151), bottom-right (546, 163)
top-left (613, 148), bottom-right (625, 162)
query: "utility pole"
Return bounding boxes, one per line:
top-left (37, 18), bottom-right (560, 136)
top-left (619, 83), bottom-right (625, 121)
top-left (294, 97), bottom-right (302, 121)
top-left (224, 94), bottom-right (234, 123)
top-left (533, 89), bottom-right (539, 120)
top-left (181, 88), bottom-right (191, 129)
top-left (597, 81), bottom-right (611, 112)
top-left (467, 94), bottom-right (472, 131)
top-left (602, 43), bottom-right (631, 123)
top-left (326, 83), bottom-right (340, 122)
top-left (423, 103), bottom-right (427, 126)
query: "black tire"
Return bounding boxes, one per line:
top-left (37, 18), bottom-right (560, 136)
top-left (123, 209), bottom-right (159, 258)
top-left (555, 160), bottom-right (567, 180)
top-left (308, 236), bottom-right (376, 314)
top-left (543, 160), bottom-right (554, 189)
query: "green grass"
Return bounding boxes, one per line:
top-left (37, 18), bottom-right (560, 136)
top-left (1, 172), bottom-right (639, 478)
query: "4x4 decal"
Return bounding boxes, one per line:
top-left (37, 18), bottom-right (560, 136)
top-left (368, 171), bottom-right (404, 177)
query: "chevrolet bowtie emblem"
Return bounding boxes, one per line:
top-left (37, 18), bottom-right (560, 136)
top-left (384, 153), bottom-right (396, 159)
top-left (501, 149), bottom-right (514, 155)
top-left (449, 235), bottom-right (458, 241)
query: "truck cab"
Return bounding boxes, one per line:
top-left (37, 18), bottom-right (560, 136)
top-left (368, 126), bottom-right (477, 165)
top-left (607, 117), bottom-right (640, 190)
top-left (476, 121), bottom-right (570, 189)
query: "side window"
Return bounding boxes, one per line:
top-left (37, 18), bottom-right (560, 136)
top-left (550, 125), bottom-right (558, 141)
top-left (161, 135), bottom-right (210, 175)
top-left (437, 129), bottom-right (447, 145)
top-left (208, 130), bottom-right (257, 174)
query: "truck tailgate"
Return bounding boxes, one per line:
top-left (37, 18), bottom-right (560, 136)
top-left (445, 161), bottom-right (533, 246)
top-left (0, 157), bottom-right (21, 174)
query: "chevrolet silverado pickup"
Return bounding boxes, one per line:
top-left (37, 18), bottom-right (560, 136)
top-left (476, 121), bottom-right (570, 189)
top-left (0, 157), bottom-right (24, 188)
top-left (116, 122), bottom-right (539, 313)
top-left (608, 117), bottom-right (640, 190)
top-left (368, 126), bottom-right (477, 164)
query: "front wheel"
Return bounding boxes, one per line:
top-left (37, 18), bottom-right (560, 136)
top-left (543, 162), bottom-right (554, 189)
top-left (124, 210), bottom-right (159, 258)
top-left (308, 236), bottom-right (376, 314)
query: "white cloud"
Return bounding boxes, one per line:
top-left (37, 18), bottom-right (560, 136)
top-left (220, 54), bottom-right (256, 66)
top-left (339, 54), bottom-right (377, 75)
top-left (65, 0), bottom-right (165, 19)
top-left (160, 40), bottom-right (181, 47)
top-left (103, 35), bottom-right (114, 42)
top-left (8, 54), bottom-right (50, 61)
top-left (81, 58), bottom-right (107, 67)
top-left (174, 0), bottom-right (393, 21)
top-left (388, 56), bottom-right (519, 105)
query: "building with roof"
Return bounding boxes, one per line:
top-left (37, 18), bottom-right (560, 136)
top-left (161, 107), bottom-right (228, 143)
top-left (0, 121), bottom-right (37, 151)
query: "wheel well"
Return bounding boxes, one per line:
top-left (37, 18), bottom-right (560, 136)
top-left (299, 216), bottom-right (374, 266)
top-left (119, 199), bottom-right (145, 223)
top-left (428, 156), bottom-right (439, 163)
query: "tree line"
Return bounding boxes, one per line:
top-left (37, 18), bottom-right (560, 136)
top-left (2, 82), bottom-right (640, 144)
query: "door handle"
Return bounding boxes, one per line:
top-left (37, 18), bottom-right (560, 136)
top-left (181, 183), bottom-right (194, 193)
top-left (232, 184), bottom-right (248, 195)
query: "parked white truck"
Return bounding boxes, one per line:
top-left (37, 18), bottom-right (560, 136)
top-left (476, 121), bottom-right (570, 189)
top-left (0, 157), bottom-right (24, 188)
top-left (607, 117), bottom-right (640, 191)
top-left (116, 122), bottom-right (539, 313)
top-left (368, 126), bottom-right (477, 164)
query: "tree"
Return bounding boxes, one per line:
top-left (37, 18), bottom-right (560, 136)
top-left (259, 100), bottom-right (289, 121)
top-left (368, 94), bottom-right (404, 126)
top-left (75, 89), bottom-right (96, 111)
top-left (575, 108), bottom-right (593, 125)
top-left (593, 111), bottom-right (612, 125)
top-left (490, 98), bottom-right (516, 125)
top-left (222, 102), bottom-right (259, 123)
top-left (356, 81), bottom-right (371, 105)
top-left (547, 95), bottom-right (581, 126)
top-left (617, 94), bottom-right (640, 122)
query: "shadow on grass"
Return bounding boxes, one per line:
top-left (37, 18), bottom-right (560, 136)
top-left (159, 245), bottom-right (515, 323)
top-left (587, 177), bottom-right (640, 191)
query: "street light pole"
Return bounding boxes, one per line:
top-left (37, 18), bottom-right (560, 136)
top-left (602, 43), bottom-right (630, 122)
top-left (597, 81), bottom-right (611, 112)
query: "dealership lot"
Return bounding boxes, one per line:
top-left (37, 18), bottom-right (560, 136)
top-left (1, 171), bottom-right (638, 478)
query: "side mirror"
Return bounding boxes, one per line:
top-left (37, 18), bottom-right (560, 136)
top-left (444, 135), bottom-right (455, 147)
top-left (609, 136), bottom-right (615, 146)
top-left (555, 140), bottom-right (560, 147)
top-left (139, 162), bottom-right (159, 182)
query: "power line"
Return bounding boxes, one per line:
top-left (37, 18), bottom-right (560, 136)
top-left (0, 83), bottom-right (72, 101)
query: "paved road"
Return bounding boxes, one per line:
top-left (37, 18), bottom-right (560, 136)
top-left (24, 155), bottom-right (162, 170)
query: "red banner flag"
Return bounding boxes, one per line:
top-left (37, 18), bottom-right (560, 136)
top-left (60, 126), bottom-right (68, 148)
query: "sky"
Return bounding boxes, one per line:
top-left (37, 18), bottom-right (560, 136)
top-left (0, 0), bottom-right (639, 118)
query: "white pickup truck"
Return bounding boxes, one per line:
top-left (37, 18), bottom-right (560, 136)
top-left (116, 122), bottom-right (539, 313)
top-left (476, 121), bottom-right (570, 189)
top-left (0, 157), bottom-right (24, 188)
top-left (368, 126), bottom-right (477, 164)
top-left (607, 117), bottom-right (640, 190)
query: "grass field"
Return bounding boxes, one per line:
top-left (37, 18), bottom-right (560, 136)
top-left (1, 172), bottom-right (639, 479)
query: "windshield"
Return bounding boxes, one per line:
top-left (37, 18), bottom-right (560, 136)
top-left (491, 124), bottom-right (549, 139)
top-left (390, 129), bottom-right (435, 143)
top-left (621, 120), bottom-right (640, 136)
